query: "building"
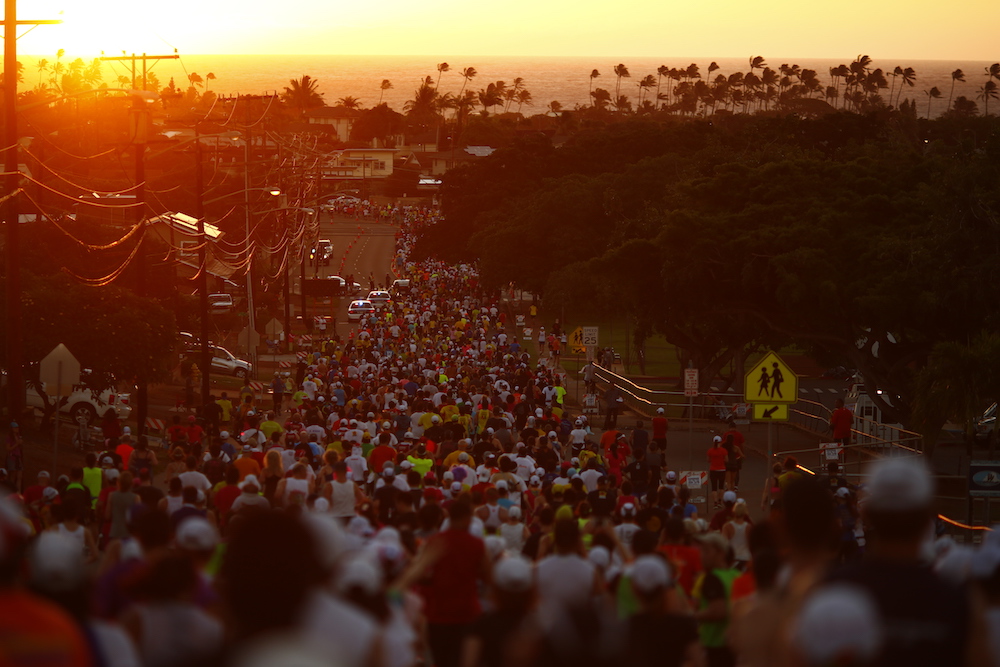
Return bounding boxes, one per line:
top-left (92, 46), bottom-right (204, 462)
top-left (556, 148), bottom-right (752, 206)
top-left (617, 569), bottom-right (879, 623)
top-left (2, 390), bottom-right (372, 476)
top-left (303, 107), bottom-right (360, 142)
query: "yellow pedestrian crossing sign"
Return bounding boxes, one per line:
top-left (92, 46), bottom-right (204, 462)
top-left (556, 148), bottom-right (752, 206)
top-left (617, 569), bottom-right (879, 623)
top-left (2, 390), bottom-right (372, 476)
top-left (753, 404), bottom-right (789, 421)
top-left (744, 351), bottom-right (798, 404)
top-left (569, 327), bottom-right (586, 354)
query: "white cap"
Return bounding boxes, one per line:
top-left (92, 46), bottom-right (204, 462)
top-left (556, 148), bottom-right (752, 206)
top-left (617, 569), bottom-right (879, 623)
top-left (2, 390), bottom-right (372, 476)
top-left (713, 435), bottom-right (722, 443)
top-left (535, 408), bottom-right (543, 417)
top-left (656, 407), bottom-right (664, 414)
top-left (793, 584), bottom-right (882, 666)
top-left (865, 457), bottom-right (934, 512)
top-left (495, 480), bottom-right (508, 490)
top-left (588, 545), bottom-right (611, 569)
top-left (30, 532), bottom-right (84, 592)
top-left (478, 471), bottom-right (490, 482)
top-left (493, 556), bottom-right (533, 593)
top-left (529, 475), bottom-right (540, 486)
top-left (38, 470), bottom-right (51, 478)
top-left (312, 498), bottom-right (330, 513)
top-left (404, 432), bottom-right (414, 439)
top-left (508, 506), bottom-right (522, 520)
top-left (400, 461), bottom-right (413, 469)
top-left (336, 557), bottom-right (382, 595)
top-left (621, 502), bottom-right (636, 516)
top-left (835, 487), bottom-right (851, 499)
top-left (105, 468), bottom-right (120, 481)
top-left (220, 431), bottom-right (230, 439)
top-left (665, 471), bottom-right (677, 481)
top-left (42, 487), bottom-right (59, 501)
top-left (630, 555), bottom-right (673, 593)
top-left (723, 490), bottom-right (737, 503)
top-left (176, 517), bottom-right (220, 552)
top-left (431, 415), bottom-right (440, 423)
top-left (101, 456), bottom-right (114, 467)
top-left (450, 481), bottom-right (463, 493)
top-left (240, 475), bottom-right (260, 490)
top-left (304, 514), bottom-right (348, 571)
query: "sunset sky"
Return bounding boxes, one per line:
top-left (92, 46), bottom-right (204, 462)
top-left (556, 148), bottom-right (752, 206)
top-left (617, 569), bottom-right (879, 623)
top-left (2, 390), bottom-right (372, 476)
top-left (14, 0), bottom-right (1000, 60)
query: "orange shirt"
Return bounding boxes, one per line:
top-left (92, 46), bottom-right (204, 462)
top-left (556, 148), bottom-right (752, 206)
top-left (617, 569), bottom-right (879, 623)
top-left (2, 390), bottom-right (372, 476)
top-left (0, 590), bottom-right (93, 667)
top-left (232, 456), bottom-right (261, 482)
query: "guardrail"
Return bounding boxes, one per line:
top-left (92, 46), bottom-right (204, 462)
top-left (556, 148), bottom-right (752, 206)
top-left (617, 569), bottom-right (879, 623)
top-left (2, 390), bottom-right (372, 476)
top-left (589, 363), bottom-right (742, 421)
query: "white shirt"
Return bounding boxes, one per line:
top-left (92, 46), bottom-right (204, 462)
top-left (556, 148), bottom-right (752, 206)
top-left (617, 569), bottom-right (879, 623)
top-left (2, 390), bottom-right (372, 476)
top-left (536, 554), bottom-right (596, 611)
top-left (579, 468), bottom-right (602, 493)
top-left (300, 592), bottom-right (379, 667)
top-left (345, 454), bottom-right (368, 482)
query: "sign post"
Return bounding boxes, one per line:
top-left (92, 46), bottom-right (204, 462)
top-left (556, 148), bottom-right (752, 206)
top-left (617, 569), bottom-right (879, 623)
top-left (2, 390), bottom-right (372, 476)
top-left (684, 367), bottom-right (698, 472)
top-left (744, 351), bottom-right (798, 464)
top-left (39, 344), bottom-right (81, 474)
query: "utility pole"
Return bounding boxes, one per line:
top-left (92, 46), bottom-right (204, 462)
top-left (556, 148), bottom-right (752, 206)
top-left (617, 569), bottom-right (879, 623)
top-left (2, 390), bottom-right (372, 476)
top-left (100, 52), bottom-right (179, 435)
top-left (4, 3), bottom-right (60, 422)
top-left (194, 128), bottom-right (211, 411)
top-left (243, 95), bottom-right (257, 379)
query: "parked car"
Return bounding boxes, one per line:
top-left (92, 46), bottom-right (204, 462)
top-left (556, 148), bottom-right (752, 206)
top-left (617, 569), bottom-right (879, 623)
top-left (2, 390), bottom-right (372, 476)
top-left (315, 239), bottom-right (334, 266)
top-left (208, 293), bottom-right (234, 313)
top-left (25, 382), bottom-right (131, 426)
top-left (178, 332), bottom-right (251, 378)
top-left (348, 300), bottom-right (375, 321)
top-left (208, 345), bottom-right (252, 379)
top-left (367, 290), bottom-right (391, 307)
top-left (391, 279), bottom-right (411, 293)
top-left (326, 276), bottom-right (363, 296)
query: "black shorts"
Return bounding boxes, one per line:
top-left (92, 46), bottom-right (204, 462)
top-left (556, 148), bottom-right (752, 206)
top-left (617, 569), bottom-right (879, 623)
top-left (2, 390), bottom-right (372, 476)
top-left (710, 470), bottom-right (726, 490)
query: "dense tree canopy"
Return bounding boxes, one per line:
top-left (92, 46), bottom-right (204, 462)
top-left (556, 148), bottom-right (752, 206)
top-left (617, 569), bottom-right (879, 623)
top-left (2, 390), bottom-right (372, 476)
top-left (415, 110), bottom-right (1000, 440)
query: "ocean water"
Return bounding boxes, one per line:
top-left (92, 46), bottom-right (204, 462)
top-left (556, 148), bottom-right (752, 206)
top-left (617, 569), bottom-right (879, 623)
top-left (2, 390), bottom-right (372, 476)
top-left (32, 53), bottom-right (999, 117)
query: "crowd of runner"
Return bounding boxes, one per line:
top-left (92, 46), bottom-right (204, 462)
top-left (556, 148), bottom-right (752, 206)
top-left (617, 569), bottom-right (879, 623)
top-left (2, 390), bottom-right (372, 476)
top-left (323, 199), bottom-right (443, 228)
top-left (1, 222), bottom-right (999, 667)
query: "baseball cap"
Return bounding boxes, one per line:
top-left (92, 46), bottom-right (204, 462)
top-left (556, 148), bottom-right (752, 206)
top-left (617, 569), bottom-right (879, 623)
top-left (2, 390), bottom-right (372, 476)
top-left (220, 431), bottom-right (230, 439)
top-left (382, 469), bottom-right (395, 478)
top-left (621, 502), bottom-right (636, 517)
top-left (122, 426), bottom-right (132, 435)
top-left (656, 407), bottom-right (664, 414)
top-left (495, 480), bottom-right (508, 490)
top-left (835, 487), bottom-right (851, 499)
top-left (240, 475), bottom-right (260, 490)
top-left (105, 469), bottom-right (120, 481)
top-left (312, 498), bottom-right (330, 513)
top-left (423, 487), bottom-right (444, 501)
top-left (588, 546), bottom-right (611, 569)
top-left (493, 556), bottom-right (533, 593)
top-left (713, 435), bottom-right (722, 443)
top-left (547, 431), bottom-right (557, 439)
top-left (529, 475), bottom-right (540, 486)
top-left (38, 470), bottom-right (51, 478)
top-left (666, 471), bottom-right (677, 482)
top-left (458, 452), bottom-right (470, 462)
top-left (187, 415), bottom-right (196, 423)
top-left (101, 456), bottom-right (115, 467)
top-left (42, 487), bottom-right (59, 501)
top-left (630, 555), bottom-right (673, 594)
top-left (176, 517), bottom-right (219, 552)
top-left (400, 461), bottom-right (413, 470)
top-left (535, 408), bottom-right (543, 417)
top-left (793, 584), bottom-right (882, 665)
top-left (403, 432), bottom-right (414, 439)
top-left (723, 490), bottom-right (737, 503)
top-left (865, 457), bottom-right (934, 512)
top-left (450, 481), bottom-right (463, 493)
top-left (29, 532), bottom-right (85, 592)
top-left (337, 557), bottom-right (382, 596)
top-left (431, 415), bottom-right (440, 423)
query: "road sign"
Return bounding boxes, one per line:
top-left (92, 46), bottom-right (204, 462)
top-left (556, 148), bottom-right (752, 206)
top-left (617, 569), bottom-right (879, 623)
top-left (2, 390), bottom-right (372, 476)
top-left (970, 460), bottom-right (1000, 498)
top-left (523, 327), bottom-right (533, 341)
top-left (568, 327), bottom-right (586, 354)
top-left (733, 403), bottom-right (751, 425)
top-left (582, 326), bottom-right (599, 347)
top-left (753, 403), bottom-right (789, 421)
top-left (40, 344), bottom-right (81, 398)
top-left (819, 442), bottom-right (843, 461)
top-left (264, 318), bottom-right (283, 336)
top-left (744, 350), bottom-right (798, 404)
top-left (238, 327), bottom-right (261, 349)
top-left (680, 471), bottom-right (707, 489)
top-left (684, 368), bottom-right (699, 397)
top-left (516, 315), bottom-right (525, 327)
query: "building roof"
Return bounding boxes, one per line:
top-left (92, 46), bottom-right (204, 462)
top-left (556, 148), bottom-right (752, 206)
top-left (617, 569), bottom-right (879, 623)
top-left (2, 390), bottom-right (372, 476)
top-left (304, 106), bottom-right (360, 119)
top-left (146, 212), bottom-right (223, 240)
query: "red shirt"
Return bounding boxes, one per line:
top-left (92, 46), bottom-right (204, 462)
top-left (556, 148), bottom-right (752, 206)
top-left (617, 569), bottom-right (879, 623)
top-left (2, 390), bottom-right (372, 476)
top-left (369, 445), bottom-right (397, 473)
top-left (707, 445), bottom-right (727, 471)
top-left (658, 544), bottom-right (702, 596)
top-left (722, 429), bottom-right (745, 450)
top-left (422, 529), bottom-right (485, 624)
top-left (187, 424), bottom-right (204, 445)
top-left (652, 417), bottom-right (669, 439)
top-left (831, 407), bottom-right (853, 439)
top-left (116, 443), bottom-right (134, 468)
top-left (214, 485), bottom-right (241, 522)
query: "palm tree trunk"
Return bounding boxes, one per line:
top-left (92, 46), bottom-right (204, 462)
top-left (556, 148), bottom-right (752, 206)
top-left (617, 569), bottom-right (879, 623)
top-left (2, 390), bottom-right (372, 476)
top-left (948, 80), bottom-right (956, 111)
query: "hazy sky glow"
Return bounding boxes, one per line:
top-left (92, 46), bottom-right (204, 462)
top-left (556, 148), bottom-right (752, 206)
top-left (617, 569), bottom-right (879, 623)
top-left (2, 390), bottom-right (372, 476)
top-left (13, 0), bottom-right (1000, 60)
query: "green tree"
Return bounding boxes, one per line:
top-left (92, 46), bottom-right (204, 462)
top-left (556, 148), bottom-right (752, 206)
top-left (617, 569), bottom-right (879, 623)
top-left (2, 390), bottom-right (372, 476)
top-left (281, 75), bottom-right (325, 115)
top-left (948, 68), bottom-right (965, 110)
top-left (589, 68), bottom-right (600, 101)
top-left (923, 86), bottom-right (941, 118)
top-left (436, 62), bottom-right (450, 90)
top-left (979, 80), bottom-right (999, 115)
top-left (613, 63), bottom-right (630, 100)
top-left (337, 95), bottom-right (362, 109)
top-left (379, 78), bottom-right (393, 104)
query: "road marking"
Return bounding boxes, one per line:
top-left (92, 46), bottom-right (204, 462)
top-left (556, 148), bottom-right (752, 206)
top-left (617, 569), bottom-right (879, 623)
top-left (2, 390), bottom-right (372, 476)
top-left (828, 388), bottom-right (840, 394)
top-left (799, 388), bottom-right (808, 394)
top-left (813, 388), bottom-right (824, 394)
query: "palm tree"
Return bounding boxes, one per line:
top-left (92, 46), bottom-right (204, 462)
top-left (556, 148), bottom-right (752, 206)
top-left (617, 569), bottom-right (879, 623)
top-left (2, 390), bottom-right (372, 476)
top-left (613, 63), bottom-right (630, 99)
top-left (547, 100), bottom-right (563, 115)
top-left (205, 72), bottom-right (216, 95)
top-left (978, 80), bottom-right (999, 115)
top-left (895, 67), bottom-right (916, 107)
top-left (637, 74), bottom-right (655, 105)
top-left (188, 72), bottom-right (204, 89)
top-left (458, 67), bottom-right (477, 97)
top-left (435, 62), bottom-right (450, 90)
top-left (749, 55), bottom-right (767, 72)
top-left (591, 87), bottom-right (611, 110)
top-left (708, 61), bottom-right (720, 79)
top-left (889, 66), bottom-right (903, 104)
top-left (923, 86), bottom-right (942, 118)
top-left (505, 77), bottom-right (525, 112)
top-left (986, 63), bottom-right (1000, 82)
top-left (405, 76), bottom-right (438, 116)
top-left (379, 79), bottom-right (393, 104)
top-left (589, 69), bottom-right (600, 100)
top-left (281, 75), bottom-right (325, 115)
top-left (948, 69), bottom-right (965, 110)
top-left (655, 66), bottom-right (668, 109)
top-left (337, 96), bottom-right (362, 109)
top-left (515, 89), bottom-right (533, 113)
top-left (36, 58), bottom-right (49, 88)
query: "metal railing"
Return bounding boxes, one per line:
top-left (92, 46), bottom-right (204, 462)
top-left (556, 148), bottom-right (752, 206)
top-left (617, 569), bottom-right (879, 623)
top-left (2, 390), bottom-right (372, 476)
top-left (589, 363), bottom-right (742, 421)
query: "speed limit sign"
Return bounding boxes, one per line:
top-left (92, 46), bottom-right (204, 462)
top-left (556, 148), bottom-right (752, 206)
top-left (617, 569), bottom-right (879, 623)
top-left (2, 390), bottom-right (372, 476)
top-left (582, 326), bottom-right (599, 346)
